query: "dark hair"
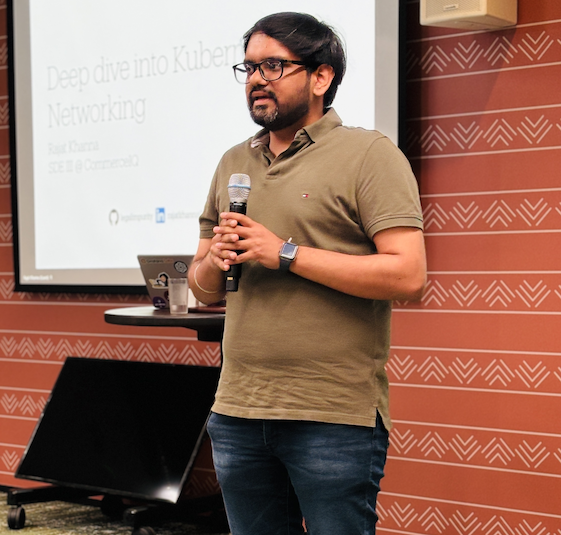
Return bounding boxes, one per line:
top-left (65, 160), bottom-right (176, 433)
top-left (243, 12), bottom-right (346, 108)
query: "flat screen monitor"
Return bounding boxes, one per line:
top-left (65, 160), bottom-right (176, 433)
top-left (8, 0), bottom-right (403, 292)
top-left (15, 357), bottom-right (220, 503)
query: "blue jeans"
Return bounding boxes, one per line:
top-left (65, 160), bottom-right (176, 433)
top-left (206, 412), bottom-right (389, 535)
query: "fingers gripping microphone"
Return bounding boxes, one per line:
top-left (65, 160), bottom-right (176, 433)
top-left (225, 173), bottom-right (251, 292)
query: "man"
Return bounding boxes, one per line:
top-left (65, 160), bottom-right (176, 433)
top-left (188, 12), bottom-right (426, 535)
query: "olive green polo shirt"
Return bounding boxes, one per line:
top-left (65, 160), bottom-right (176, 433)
top-left (200, 108), bottom-right (423, 429)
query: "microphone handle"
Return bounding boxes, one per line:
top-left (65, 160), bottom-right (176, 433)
top-left (225, 201), bottom-right (246, 292)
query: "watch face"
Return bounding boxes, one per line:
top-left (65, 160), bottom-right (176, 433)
top-left (281, 242), bottom-right (298, 260)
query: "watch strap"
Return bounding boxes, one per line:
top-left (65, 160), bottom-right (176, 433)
top-left (279, 257), bottom-right (292, 271)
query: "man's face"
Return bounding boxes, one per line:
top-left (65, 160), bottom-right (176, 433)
top-left (244, 32), bottom-right (313, 132)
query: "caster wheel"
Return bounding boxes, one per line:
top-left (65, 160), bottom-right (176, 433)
top-left (132, 527), bottom-right (156, 535)
top-left (7, 506), bottom-right (26, 530)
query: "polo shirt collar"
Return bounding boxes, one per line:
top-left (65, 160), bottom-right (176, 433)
top-left (301, 107), bottom-right (343, 143)
top-left (250, 108), bottom-right (343, 149)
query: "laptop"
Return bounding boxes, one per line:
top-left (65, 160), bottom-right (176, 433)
top-left (137, 254), bottom-right (193, 309)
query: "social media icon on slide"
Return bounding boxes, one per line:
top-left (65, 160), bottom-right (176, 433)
top-left (156, 207), bottom-right (165, 223)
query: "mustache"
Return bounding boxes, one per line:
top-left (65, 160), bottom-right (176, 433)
top-left (249, 88), bottom-right (277, 105)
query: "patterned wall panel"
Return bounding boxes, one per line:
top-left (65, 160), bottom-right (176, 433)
top-left (375, 1), bottom-right (561, 531)
top-left (417, 273), bottom-right (561, 311)
top-left (388, 347), bottom-right (561, 393)
top-left (378, 493), bottom-right (561, 535)
top-left (0, 334), bottom-right (221, 367)
top-left (422, 190), bottom-right (561, 233)
top-left (405, 17), bottom-right (561, 117)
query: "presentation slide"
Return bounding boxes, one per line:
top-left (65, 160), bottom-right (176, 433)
top-left (11, 0), bottom-right (398, 289)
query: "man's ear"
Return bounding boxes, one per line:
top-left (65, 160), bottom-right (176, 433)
top-left (311, 64), bottom-right (335, 98)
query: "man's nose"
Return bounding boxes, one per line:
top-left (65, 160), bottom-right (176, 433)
top-left (248, 68), bottom-right (267, 85)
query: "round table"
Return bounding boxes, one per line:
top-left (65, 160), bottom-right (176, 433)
top-left (104, 306), bottom-right (225, 342)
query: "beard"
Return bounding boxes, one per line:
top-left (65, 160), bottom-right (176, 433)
top-left (248, 88), bottom-right (310, 132)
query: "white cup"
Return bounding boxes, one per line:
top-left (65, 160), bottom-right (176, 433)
top-left (168, 278), bottom-right (189, 315)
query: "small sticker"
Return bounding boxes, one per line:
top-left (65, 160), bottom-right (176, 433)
top-left (174, 261), bottom-right (188, 274)
top-left (148, 272), bottom-right (169, 288)
top-left (152, 296), bottom-right (167, 309)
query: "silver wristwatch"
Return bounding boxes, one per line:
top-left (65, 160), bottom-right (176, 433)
top-left (278, 237), bottom-right (299, 271)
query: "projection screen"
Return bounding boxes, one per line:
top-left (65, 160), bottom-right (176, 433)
top-left (9, 0), bottom-right (402, 292)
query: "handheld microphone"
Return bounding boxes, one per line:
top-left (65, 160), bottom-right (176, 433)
top-left (225, 173), bottom-right (251, 292)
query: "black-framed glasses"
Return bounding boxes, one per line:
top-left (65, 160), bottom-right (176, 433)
top-left (232, 58), bottom-right (308, 84)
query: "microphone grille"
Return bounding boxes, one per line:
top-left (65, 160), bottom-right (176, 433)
top-left (228, 173), bottom-right (251, 203)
